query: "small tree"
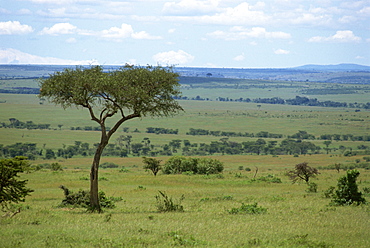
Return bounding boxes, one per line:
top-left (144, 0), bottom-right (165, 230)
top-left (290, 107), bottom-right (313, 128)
top-left (286, 162), bottom-right (319, 184)
top-left (142, 157), bottom-right (162, 176)
top-left (0, 156), bottom-right (34, 210)
top-left (331, 169), bottom-right (366, 206)
top-left (39, 65), bottom-right (183, 212)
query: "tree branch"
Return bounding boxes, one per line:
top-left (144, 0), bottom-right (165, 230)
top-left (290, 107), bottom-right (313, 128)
top-left (83, 102), bottom-right (100, 124)
top-left (107, 113), bottom-right (140, 140)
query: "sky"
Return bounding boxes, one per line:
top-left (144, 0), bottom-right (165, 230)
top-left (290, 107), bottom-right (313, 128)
top-left (0, 0), bottom-right (369, 68)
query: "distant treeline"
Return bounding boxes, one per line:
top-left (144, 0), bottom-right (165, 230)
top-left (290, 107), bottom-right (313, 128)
top-left (2, 119), bottom-right (370, 142)
top-left (174, 95), bottom-right (370, 109)
top-left (187, 129), bottom-right (370, 141)
top-left (1, 118), bottom-right (50, 129)
top-left (187, 128), bottom-right (283, 138)
top-left (1, 136), bottom-right (369, 160)
top-left (0, 87), bottom-right (40, 94)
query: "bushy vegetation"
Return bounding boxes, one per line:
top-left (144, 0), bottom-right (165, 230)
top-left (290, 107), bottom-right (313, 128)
top-left (162, 156), bottom-right (223, 175)
top-left (58, 185), bottom-right (121, 210)
top-left (330, 170), bottom-right (366, 206)
top-left (0, 156), bottom-right (33, 210)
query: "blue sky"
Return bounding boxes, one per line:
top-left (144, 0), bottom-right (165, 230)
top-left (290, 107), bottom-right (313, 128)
top-left (0, 0), bottom-right (369, 67)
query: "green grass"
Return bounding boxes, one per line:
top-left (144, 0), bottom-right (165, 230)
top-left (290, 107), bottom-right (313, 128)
top-left (1, 155), bottom-right (369, 247)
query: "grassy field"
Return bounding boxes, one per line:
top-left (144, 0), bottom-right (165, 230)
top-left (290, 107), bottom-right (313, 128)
top-left (1, 155), bottom-right (369, 247)
top-left (1, 80), bottom-right (370, 247)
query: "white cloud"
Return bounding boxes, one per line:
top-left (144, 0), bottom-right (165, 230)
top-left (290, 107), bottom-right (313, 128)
top-left (38, 23), bottom-right (162, 41)
top-left (233, 54), bottom-right (245, 61)
top-left (0, 21), bottom-right (34, 35)
top-left (39, 23), bottom-right (78, 35)
top-left (199, 2), bottom-right (270, 25)
top-left (131, 31), bottom-right (162, 40)
top-left (100, 23), bottom-right (162, 41)
top-left (0, 48), bottom-right (99, 65)
top-left (163, 0), bottom-right (220, 15)
top-left (153, 50), bottom-right (194, 65)
top-left (101, 23), bottom-right (134, 39)
top-left (308, 30), bottom-right (361, 43)
top-left (274, 49), bottom-right (290, 55)
top-left (208, 27), bottom-right (291, 40)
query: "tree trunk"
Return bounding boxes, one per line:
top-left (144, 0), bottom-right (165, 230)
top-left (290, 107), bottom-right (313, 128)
top-left (90, 140), bottom-right (107, 212)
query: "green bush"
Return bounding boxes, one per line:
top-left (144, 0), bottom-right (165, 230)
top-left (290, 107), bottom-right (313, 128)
top-left (58, 185), bottom-right (121, 209)
top-left (324, 186), bottom-right (335, 198)
top-left (228, 203), bottom-right (267, 214)
top-left (51, 162), bottom-right (63, 171)
top-left (331, 170), bottom-right (366, 206)
top-left (163, 156), bottom-right (223, 175)
top-left (306, 182), bottom-right (318, 193)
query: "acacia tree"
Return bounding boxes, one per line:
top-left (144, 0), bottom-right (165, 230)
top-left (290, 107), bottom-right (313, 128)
top-left (286, 162), bottom-right (319, 184)
top-left (38, 65), bottom-right (183, 212)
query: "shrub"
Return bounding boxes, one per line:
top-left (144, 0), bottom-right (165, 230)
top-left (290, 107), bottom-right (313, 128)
top-left (163, 156), bottom-right (223, 175)
top-left (331, 170), bottom-right (366, 206)
top-left (324, 186), bottom-right (335, 198)
top-left (306, 182), bottom-right (318, 193)
top-left (51, 162), bottom-right (63, 171)
top-left (228, 203), bottom-right (267, 214)
top-left (155, 191), bottom-right (184, 212)
top-left (58, 185), bottom-right (121, 209)
top-left (197, 158), bottom-right (224, 175)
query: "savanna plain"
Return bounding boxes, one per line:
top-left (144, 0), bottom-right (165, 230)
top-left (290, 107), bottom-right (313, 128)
top-left (0, 68), bottom-right (370, 247)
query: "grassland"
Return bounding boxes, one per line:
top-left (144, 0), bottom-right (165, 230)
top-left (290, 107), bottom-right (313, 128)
top-left (1, 73), bottom-right (370, 247)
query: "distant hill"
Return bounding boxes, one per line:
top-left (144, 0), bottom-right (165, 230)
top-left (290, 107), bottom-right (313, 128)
top-left (293, 64), bottom-right (370, 71)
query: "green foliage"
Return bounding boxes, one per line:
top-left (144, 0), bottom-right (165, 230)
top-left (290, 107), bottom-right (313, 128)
top-left (286, 162), bottom-right (319, 184)
top-left (58, 185), bottom-right (121, 209)
top-left (306, 182), bottom-right (318, 193)
top-left (50, 162), bottom-right (63, 171)
top-left (0, 156), bottom-right (34, 209)
top-left (331, 170), bottom-right (366, 206)
top-left (142, 157), bottom-right (162, 176)
top-left (324, 186), bottom-right (335, 198)
top-left (228, 203), bottom-right (267, 215)
top-left (155, 191), bottom-right (184, 212)
top-left (163, 156), bottom-right (223, 175)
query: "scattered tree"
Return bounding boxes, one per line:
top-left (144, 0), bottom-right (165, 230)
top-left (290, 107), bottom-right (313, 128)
top-left (142, 157), bottom-right (162, 176)
top-left (38, 65), bottom-right (183, 212)
top-left (286, 162), bottom-right (319, 184)
top-left (0, 156), bottom-right (34, 210)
